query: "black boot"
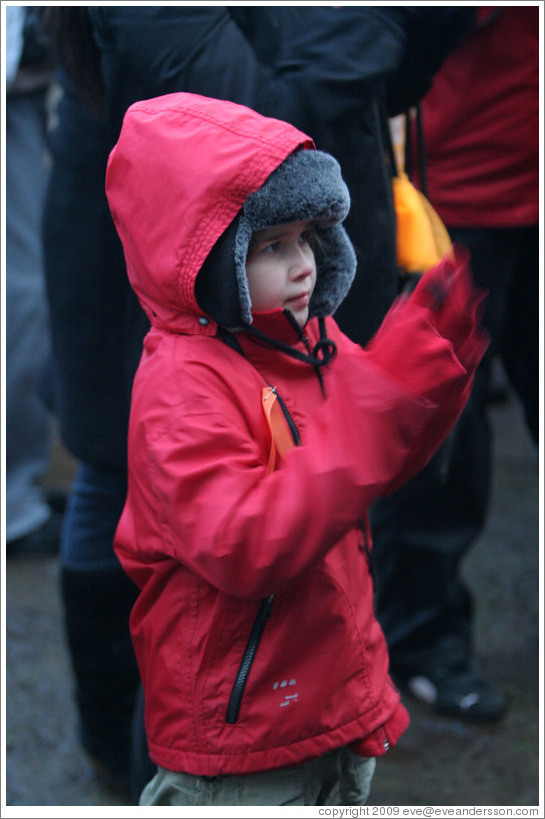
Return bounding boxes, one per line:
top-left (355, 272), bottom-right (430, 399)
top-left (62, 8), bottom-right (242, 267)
top-left (60, 565), bottom-right (141, 795)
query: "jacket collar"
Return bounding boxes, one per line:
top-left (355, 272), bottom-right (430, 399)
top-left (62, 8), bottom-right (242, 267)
top-left (245, 309), bottom-right (307, 347)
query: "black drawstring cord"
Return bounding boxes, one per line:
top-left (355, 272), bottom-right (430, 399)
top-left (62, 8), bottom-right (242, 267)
top-left (217, 325), bottom-right (245, 356)
top-left (312, 317), bottom-right (337, 396)
top-left (218, 315), bottom-right (337, 396)
top-left (314, 317), bottom-right (337, 366)
top-left (239, 314), bottom-right (336, 397)
top-left (242, 316), bottom-right (336, 367)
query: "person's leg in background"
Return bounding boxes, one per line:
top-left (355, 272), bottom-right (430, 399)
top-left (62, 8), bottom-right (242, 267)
top-left (6, 89), bottom-right (61, 556)
top-left (498, 225), bottom-right (539, 446)
top-left (370, 373), bottom-right (503, 721)
top-left (371, 226), bottom-right (536, 722)
top-left (59, 463), bottom-right (143, 796)
top-left (130, 682), bottom-right (158, 803)
top-left (38, 81), bottom-right (156, 802)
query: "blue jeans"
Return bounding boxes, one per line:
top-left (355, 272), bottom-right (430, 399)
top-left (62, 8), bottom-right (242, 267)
top-left (60, 463), bottom-right (128, 571)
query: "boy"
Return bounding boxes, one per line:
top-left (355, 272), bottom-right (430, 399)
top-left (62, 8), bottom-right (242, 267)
top-left (106, 92), bottom-right (487, 806)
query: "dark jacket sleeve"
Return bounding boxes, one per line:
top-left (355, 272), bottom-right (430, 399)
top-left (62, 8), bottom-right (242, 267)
top-left (380, 6), bottom-right (476, 114)
top-left (88, 6), bottom-right (279, 141)
top-left (229, 6), bottom-right (476, 123)
top-left (90, 5), bottom-right (475, 141)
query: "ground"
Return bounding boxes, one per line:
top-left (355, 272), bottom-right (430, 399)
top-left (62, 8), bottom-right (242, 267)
top-left (4, 388), bottom-right (541, 809)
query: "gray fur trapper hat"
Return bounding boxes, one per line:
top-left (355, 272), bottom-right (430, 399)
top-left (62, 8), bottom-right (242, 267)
top-left (196, 149), bottom-right (357, 328)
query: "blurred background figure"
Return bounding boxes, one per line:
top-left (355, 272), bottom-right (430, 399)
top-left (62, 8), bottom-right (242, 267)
top-left (38, 13), bottom-right (144, 796)
top-left (5, 6), bottom-right (61, 557)
top-left (39, 5), bottom-right (474, 802)
top-left (371, 5), bottom-right (539, 723)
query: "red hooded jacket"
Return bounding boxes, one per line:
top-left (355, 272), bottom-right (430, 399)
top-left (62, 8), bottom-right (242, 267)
top-left (106, 93), bottom-right (487, 776)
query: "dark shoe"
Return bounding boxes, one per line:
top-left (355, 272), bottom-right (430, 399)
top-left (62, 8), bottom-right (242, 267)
top-left (401, 663), bottom-right (507, 723)
top-left (6, 509), bottom-right (63, 557)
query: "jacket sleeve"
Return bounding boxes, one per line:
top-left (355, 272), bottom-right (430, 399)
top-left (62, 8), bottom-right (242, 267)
top-left (126, 360), bottom-right (435, 600)
top-left (362, 245), bottom-right (488, 485)
top-left (123, 251), bottom-right (486, 601)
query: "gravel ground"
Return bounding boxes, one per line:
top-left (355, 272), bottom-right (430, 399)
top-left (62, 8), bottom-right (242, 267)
top-left (4, 389), bottom-right (541, 811)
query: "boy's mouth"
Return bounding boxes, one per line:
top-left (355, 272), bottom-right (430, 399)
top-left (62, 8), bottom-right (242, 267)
top-left (286, 292), bottom-right (311, 308)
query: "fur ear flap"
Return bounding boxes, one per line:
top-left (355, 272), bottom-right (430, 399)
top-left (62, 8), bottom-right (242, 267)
top-left (309, 224), bottom-right (358, 318)
top-left (233, 217), bottom-right (255, 325)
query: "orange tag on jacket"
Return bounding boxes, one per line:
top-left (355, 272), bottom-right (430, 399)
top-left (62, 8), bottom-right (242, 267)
top-left (262, 387), bottom-right (296, 473)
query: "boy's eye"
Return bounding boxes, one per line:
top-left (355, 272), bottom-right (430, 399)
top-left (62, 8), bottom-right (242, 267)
top-left (262, 241), bottom-right (280, 254)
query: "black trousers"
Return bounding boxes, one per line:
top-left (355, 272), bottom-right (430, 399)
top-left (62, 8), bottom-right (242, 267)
top-left (371, 226), bottom-right (538, 676)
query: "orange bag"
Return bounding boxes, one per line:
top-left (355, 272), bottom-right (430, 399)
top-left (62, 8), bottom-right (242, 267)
top-left (389, 111), bottom-right (452, 278)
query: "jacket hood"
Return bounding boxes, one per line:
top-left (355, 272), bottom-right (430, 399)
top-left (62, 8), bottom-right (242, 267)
top-left (106, 92), bottom-right (355, 334)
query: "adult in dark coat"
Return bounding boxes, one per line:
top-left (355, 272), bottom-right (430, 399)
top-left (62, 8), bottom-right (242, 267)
top-left (41, 69), bottom-right (143, 792)
top-left (41, 5), bottom-right (474, 802)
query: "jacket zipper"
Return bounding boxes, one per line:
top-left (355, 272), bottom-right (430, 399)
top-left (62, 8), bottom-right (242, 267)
top-left (226, 593), bottom-right (275, 724)
top-left (379, 725), bottom-right (391, 752)
top-left (271, 388), bottom-right (301, 445)
top-left (225, 389), bottom-right (299, 725)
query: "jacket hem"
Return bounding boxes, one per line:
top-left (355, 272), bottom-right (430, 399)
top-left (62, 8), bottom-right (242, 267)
top-left (147, 689), bottom-right (408, 776)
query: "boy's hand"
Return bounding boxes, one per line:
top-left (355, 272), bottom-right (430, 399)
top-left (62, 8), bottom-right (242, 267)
top-left (410, 244), bottom-right (489, 371)
top-left (364, 245), bottom-right (489, 401)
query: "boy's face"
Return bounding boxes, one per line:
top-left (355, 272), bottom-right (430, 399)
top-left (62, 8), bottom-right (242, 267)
top-left (246, 221), bottom-right (317, 327)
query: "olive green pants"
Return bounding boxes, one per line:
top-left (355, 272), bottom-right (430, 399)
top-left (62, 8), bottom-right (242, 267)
top-left (140, 747), bottom-right (376, 806)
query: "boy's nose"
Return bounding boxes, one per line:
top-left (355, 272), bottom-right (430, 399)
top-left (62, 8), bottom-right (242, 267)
top-left (290, 247), bottom-right (315, 279)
